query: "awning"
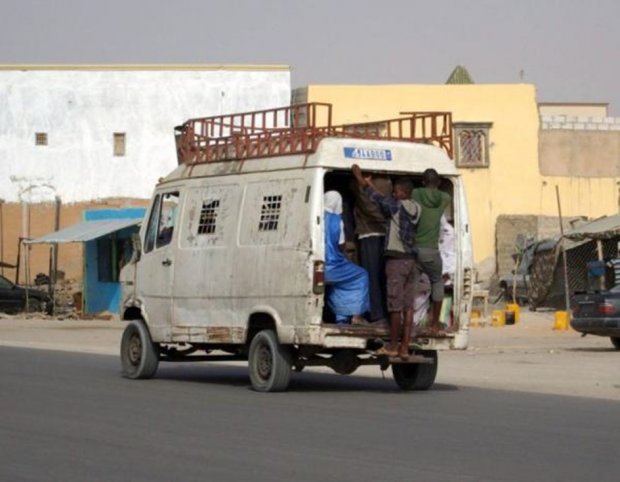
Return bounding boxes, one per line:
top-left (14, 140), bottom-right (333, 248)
top-left (26, 218), bottom-right (142, 245)
top-left (564, 214), bottom-right (620, 242)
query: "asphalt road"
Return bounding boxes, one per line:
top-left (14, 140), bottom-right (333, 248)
top-left (1, 347), bottom-right (618, 482)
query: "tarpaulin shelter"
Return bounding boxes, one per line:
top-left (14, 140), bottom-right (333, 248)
top-left (528, 214), bottom-right (620, 309)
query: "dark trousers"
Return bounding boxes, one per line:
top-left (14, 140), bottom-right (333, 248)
top-left (359, 235), bottom-right (387, 321)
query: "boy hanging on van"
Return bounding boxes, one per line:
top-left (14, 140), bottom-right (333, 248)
top-left (324, 191), bottom-right (370, 324)
top-left (351, 165), bottom-right (420, 359)
top-left (410, 168), bottom-right (451, 334)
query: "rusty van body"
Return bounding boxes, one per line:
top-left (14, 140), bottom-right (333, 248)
top-left (119, 103), bottom-right (474, 392)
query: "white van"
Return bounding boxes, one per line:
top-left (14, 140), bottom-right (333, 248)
top-left (119, 104), bottom-right (474, 392)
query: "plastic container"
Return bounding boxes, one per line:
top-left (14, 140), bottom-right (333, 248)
top-left (506, 303), bottom-right (520, 323)
top-left (553, 311), bottom-right (570, 331)
top-left (505, 310), bottom-right (515, 325)
top-left (491, 310), bottom-right (505, 327)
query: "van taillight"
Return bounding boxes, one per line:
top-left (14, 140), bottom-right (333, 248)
top-left (597, 302), bottom-right (616, 315)
top-left (313, 260), bottom-right (325, 295)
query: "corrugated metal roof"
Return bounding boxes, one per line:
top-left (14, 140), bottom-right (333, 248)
top-left (564, 214), bottom-right (620, 241)
top-left (26, 218), bottom-right (141, 244)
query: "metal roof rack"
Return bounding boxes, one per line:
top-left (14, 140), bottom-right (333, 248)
top-left (175, 103), bottom-right (453, 164)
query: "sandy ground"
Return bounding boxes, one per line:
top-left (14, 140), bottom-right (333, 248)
top-left (1, 310), bottom-right (618, 401)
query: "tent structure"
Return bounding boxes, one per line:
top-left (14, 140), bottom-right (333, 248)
top-left (528, 214), bottom-right (620, 309)
top-left (24, 209), bottom-right (145, 315)
top-left (26, 218), bottom-right (141, 245)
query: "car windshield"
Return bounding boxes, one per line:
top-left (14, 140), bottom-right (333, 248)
top-left (0, 275), bottom-right (14, 290)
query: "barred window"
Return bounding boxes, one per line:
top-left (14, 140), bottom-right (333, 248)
top-left (454, 123), bottom-right (491, 168)
top-left (198, 199), bottom-right (220, 235)
top-left (35, 132), bottom-right (48, 146)
top-left (259, 195), bottom-right (282, 231)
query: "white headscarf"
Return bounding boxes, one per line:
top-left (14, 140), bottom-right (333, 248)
top-left (324, 191), bottom-right (343, 214)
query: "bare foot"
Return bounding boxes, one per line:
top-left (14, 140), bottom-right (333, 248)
top-left (351, 316), bottom-right (371, 326)
top-left (429, 324), bottom-right (447, 336)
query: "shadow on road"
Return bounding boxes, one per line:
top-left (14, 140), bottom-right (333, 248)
top-left (564, 346), bottom-right (619, 353)
top-left (154, 363), bottom-right (460, 393)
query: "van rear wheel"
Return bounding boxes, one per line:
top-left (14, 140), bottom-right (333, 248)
top-left (391, 350), bottom-right (438, 391)
top-left (611, 337), bottom-right (620, 350)
top-left (121, 320), bottom-right (159, 379)
top-left (248, 329), bottom-right (292, 392)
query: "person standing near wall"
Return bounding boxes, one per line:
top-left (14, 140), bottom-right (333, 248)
top-left (411, 168), bottom-right (451, 333)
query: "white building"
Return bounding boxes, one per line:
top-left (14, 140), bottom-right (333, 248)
top-left (0, 64), bottom-right (291, 204)
top-left (0, 64), bottom-right (291, 283)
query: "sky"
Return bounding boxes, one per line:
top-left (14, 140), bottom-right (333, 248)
top-left (1, 0), bottom-right (619, 113)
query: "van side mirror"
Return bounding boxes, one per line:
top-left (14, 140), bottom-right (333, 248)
top-left (130, 232), bottom-right (142, 264)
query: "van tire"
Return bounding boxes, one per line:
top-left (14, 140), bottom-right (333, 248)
top-left (611, 337), bottom-right (620, 350)
top-left (121, 320), bottom-right (159, 379)
top-left (391, 350), bottom-right (438, 391)
top-left (248, 329), bottom-right (292, 392)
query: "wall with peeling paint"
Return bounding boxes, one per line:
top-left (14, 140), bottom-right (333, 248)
top-left (0, 66), bottom-right (290, 282)
top-left (0, 66), bottom-right (291, 204)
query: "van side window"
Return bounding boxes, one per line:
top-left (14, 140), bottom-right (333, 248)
top-left (198, 199), bottom-right (220, 235)
top-left (259, 195), bottom-right (282, 231)
top-left (144, 194), bottom-right (161, 254)
top-left (156, 192), bottom-right (180, 248)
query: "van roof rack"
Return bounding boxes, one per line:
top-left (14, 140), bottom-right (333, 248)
top-left (175, 103), bottom-right (453, 164)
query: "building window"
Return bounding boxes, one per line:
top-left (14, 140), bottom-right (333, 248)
top-left (35, 132), bottom-right (48, 146)
top-left (259, 195), bottom-right (282, 231)
top-left (198, 199), bottom-right (220, 235)
top-left (114, 133), bottom-right (126, 156)
top-left (453, 123), bottom-right (492, 168)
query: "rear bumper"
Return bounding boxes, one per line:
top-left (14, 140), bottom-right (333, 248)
top-left (570, 317), bottom-right (620, 336)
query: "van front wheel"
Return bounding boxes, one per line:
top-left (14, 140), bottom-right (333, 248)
top-left (248, 330), bottom-right (292, 392)
top-left (120, 320), bottom-right (159, 379)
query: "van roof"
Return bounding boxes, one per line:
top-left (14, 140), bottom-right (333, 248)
top-left (163, 103), bottom-right (459, 184)
top-left (161, 137), bottom-right (459, 184)
top-left (174, 103), bottom-right (454, 164)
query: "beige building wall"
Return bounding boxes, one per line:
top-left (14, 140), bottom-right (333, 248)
top-left (539, 103), bottom-right (608, 118)
top-left (0, 199), bottom-right (149, 284)
top-left (302, 84), bottom-right (620, 268)
top-left (303, 84), bottom-right (540, 266)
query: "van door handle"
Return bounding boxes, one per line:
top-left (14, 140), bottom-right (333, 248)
top-left (162, 259), bottom-right (172, 266)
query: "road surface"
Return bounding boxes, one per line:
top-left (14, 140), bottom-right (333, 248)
top-left (1, 346), bottom-right (618, 481)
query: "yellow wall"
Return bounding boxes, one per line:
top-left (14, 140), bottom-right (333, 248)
top-left (305, 84), bottom-right (619, 265)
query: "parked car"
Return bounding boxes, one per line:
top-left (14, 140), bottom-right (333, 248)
top-left (571, 288), bottom-right (620, 350)
top-left (0, 274), bottom-right (51, 314)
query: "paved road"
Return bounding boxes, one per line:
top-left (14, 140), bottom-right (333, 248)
top-left (1, 347), bottom-right (618, 481)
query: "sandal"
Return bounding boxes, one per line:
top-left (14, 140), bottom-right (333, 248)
top-left (375, 346), bottom-right (398, 357)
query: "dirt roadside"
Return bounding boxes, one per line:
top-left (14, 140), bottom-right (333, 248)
top-left (0, 311), bottom-right (618, 401)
